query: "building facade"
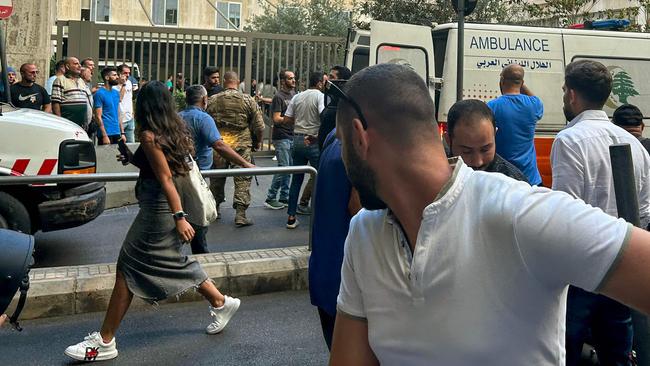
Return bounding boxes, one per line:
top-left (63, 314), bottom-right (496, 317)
top-left (56, 0), bottom-right (262, 31)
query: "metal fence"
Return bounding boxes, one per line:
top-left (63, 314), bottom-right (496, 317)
top-left (52, 21), bottom-right (344, 151)
top-left (0, 166), bottom-right (317, 250)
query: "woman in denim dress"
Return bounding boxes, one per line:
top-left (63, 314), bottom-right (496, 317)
top-left (64, 81), bottom-right (240, 362)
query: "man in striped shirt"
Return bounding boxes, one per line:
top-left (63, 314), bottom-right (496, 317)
top-left (51, 57), bottom-right (89, 128)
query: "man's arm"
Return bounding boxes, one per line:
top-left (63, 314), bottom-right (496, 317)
top-left (249, 98), bottom-right (265, 150)
top-left (600, 226), bottom-right (650, 314)
top-left (41, 87), bottom-right (52, 113)
top-left (52, 102), bottom-right (61, 116)
top-left (50, 79), bottom-right (63, 116)
top-left (550, 136), bottom-right (584, 198)
top-left (272, 111), bottom-right (284, 124)
top-left (94, 107), bottom-right (109, 140)
top-left (212, 139), bottom-right (254, 168)
top-left (520, 83), bottom-right (534, 96)
top-left (330, 314), bottom-right (378, 366)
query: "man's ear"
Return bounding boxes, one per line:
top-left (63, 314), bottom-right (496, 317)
top-left (351, 117), bottom-right (370, 159)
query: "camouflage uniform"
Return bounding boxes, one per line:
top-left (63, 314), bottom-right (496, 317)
top-left (206, 88), bottom-right (265, 216)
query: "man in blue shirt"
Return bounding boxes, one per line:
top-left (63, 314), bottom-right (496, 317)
top-left (179, 85), bottom-right (254, 254)
top-left (94, 67), bottom-right (123, 145)
top-left (487, 64), bottom-right (544, 185)
top-left (309, 128), bottom-right (361, 350)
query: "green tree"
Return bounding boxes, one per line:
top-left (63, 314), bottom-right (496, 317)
top-left (357, 0), bottom-right (525, 28)
top-left (245, 0), bottom-right (352, 37)
top-left (612, 70), bottom-right (639, 104)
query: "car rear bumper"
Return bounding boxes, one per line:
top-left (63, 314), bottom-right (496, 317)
top-left (38, 182), bottom-right (106, 232)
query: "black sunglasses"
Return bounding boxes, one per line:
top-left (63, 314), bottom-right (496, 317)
top-left (325, 80), bottom-right (368, 129)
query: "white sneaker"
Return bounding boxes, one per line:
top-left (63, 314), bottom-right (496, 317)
top-left (206, 296), bottom-right (241, 334)
top-left (64, 331), bottom-right (118, 361)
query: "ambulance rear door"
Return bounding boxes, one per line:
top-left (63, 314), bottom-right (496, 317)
top-left (369, 20), bottom-right (436, 104)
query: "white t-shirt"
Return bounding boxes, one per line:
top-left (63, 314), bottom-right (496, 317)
top-left (551, 109), bottom-right (650, 228)
top-left (337, 159), bottom-right (630, 366)
top-left (113, 79), bottom-right (134, 122)
top-left (285, 89), bottom-right (324, 136)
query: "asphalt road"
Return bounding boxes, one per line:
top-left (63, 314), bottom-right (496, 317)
top-left (0, 290), bottom-right (328, 366)
top-left (33, 157), bottom-right (311, 268)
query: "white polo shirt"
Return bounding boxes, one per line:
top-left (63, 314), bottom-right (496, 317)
top-left (337, 159), bottom-right (630, 366)
top-left (551, 109), bottom-right (650, 227)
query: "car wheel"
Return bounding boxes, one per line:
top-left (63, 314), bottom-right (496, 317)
top-left (0, 192), bottom-right (31, 233)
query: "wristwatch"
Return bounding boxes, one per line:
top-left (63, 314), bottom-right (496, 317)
top-left (172, 211), bottom-right (188, 221)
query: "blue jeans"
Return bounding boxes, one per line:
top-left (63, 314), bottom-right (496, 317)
top-left (565, 286), bottom-right (633, 366)
top-left (288, 135), bottom-right (320, 216)
top-left (123, 119), bottom-right (135, 143)
top-left (266, 138), bottom-right (293, 202)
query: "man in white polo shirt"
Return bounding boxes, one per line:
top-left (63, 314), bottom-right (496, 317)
top-left (329, 63), bottom-right (650, 366)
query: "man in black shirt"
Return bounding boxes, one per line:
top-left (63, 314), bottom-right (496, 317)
top-left (202, 66), bottom-right (224, 97)
top-left (319, 65), bottom-right (351, 150)
top-left (264, 69), bottom-right (297, 209)
top-left (445, 99), bottom-right (528, 183)
top-left (612, 104), bottom-right (650, 155)
top-left (11, 63), bottom-right (51, 112)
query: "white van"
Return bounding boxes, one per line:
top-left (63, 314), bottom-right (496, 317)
top-left (347, 21), bottom-right (650, 186)
top-left (0, 104), bottom-right (105, 233)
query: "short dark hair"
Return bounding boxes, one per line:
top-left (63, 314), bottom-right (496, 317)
top-left (309, 72), bottom-right (323, 87)
top-left (339, 63), bottom-right (436, 145)
top-left (613, 104), bottom-right (644, 127)
top-left (565, 60), bottom-right (612, 108)
top-left (330, 65), bottom-right (352, 80)
top-left (185, 85), bottom-right (207, 106)
top-left (117, 64), bottom-right (130, 73)
top-left (203, 66), bottom-right (220, 79)
top-left (278, 69), bottom-right (293, 81)
top-left (447, 99), bottom-right (495, 137)
top-left (80, 58), bottom-right (94, 67)
top-left (101, 66), bottom-right (117, 79)
top-left (55, 59), bottom-right (66, 72)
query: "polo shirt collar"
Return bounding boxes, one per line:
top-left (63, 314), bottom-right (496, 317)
top-left (385, 157), bottom-right (471, 225)
top-left (567, 109), bottom-right (609, 128)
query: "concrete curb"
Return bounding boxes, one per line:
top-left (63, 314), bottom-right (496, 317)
top-left (10, 246), bottom-right (310, 320)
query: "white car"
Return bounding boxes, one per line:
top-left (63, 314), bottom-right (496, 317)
top-left (0, 103), bottom-right (105, 233)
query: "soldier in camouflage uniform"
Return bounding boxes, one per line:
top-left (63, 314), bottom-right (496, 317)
top-left (207, 71), bottom-right (265, 227)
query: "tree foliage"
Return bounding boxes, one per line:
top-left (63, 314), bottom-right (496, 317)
top-left (357, 0), bottom-right (525, 28)
top-left (245, 0), bottom-right (352, 37)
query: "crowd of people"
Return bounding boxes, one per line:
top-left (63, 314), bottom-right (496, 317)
top-left (6, 54), bottom-right (650, 365)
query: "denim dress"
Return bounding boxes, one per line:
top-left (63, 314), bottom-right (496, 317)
top-left (116, 147), bottom-right (208, 303)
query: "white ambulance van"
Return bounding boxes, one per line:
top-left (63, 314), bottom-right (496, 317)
top-left (0, 104), bottom-right (105, 233)
top-left (346, 21), bottom-right (650, 186)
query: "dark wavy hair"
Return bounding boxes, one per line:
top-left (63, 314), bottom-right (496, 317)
top-left (135, 80), bottom-right (195, 176)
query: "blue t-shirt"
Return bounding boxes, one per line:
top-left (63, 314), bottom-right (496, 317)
top-left (487, 94), bottom-right (544, 185)
top-left (178, 106), bottom-right (221, 170)
top-left (94, 87), bottom-right (121, 136)
top-left (309, 129), bottom-right (353, 317)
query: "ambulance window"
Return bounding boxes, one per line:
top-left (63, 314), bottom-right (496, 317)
top-left (377, 45), bottom-right (428, 80)
top-left (574, 56), bottom-right (650, 120)
top-left (352, 47), bottom-right (369, 74)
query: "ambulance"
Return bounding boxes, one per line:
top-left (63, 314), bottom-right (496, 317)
top-left (0, 104), bottom-right (105, 233)
top-left (346, 20), bottom-right (650, 186)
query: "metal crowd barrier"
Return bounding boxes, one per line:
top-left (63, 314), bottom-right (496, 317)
top-left (0, 166), bottom-right (317, 250)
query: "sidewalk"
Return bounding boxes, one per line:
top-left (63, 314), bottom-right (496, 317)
top-left (9, 246), bottom-right (310, 320)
